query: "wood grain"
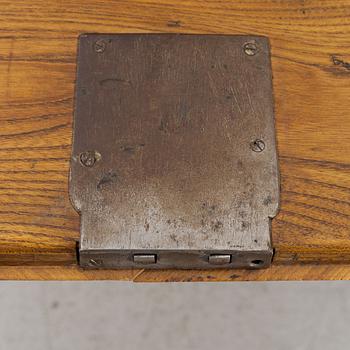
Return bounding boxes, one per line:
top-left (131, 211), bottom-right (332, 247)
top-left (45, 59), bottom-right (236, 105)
top-left (0, 0), bottom-right (350, 280)
top-left (2, 265), bottom-right (350, 282)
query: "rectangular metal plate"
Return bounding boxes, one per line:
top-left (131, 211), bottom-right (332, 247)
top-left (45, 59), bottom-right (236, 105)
top-left (69, 34), bottom-right (279, 269)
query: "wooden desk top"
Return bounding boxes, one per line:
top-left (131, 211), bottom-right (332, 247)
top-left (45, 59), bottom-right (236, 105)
top-left (1, 0), bottom-right (349, 281)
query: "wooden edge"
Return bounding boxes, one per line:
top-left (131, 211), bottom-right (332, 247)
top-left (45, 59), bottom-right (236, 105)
top-left (1, 264), bottom-right (350, 281)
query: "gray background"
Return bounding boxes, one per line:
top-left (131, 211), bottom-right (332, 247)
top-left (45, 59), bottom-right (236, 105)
top-left (0, 282), bottom-right (349, 350)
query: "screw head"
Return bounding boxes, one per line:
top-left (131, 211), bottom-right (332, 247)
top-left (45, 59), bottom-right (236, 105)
top-left (250, 139), bottom-right (265, 152)
top-left (79, 151), bottom-right (99, 167)
top-left (243, 42), bottom-right (258, 56)
top-left (88, 259), bottom-right (103, 267)
top-left (94, 39), bottom-right (106, 53)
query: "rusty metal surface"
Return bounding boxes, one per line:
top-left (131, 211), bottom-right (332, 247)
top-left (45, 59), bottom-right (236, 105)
top-left (69, 34), bottom-right (279, 269)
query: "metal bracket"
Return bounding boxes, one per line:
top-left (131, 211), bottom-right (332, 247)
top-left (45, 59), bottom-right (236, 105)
top-left (69, 34), bottom-right (280, 269)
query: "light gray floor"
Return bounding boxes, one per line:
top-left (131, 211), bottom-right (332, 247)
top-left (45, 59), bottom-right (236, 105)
top-left (0, 282), bottom-right (349, 350)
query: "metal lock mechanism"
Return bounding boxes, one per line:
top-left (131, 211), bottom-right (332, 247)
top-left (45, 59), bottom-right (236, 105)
top-left (69, 34), bottom-right (279, 269)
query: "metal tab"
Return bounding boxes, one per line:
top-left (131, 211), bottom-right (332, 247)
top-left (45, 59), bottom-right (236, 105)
top-left (208, 255), bottom-right (232, 265)
top-left (133, 254), bottom-right (157, 264)
top-left (70, 34), bottom-right (280, 269)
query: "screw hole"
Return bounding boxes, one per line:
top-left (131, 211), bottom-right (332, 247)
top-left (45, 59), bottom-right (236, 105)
top-left (250, 259), bottom-right (264, 267)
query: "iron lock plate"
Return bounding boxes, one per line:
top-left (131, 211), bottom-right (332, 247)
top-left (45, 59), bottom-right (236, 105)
top-left (70, 34), bottom-right (279, 269)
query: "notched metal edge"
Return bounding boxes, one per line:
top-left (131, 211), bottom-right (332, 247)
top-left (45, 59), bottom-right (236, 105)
top-left (68, 35), bottom-right (86, 214)
top-left (79, 249), bottom-right (273, 270)
top-left (266, 34), bottom-right (281, 223)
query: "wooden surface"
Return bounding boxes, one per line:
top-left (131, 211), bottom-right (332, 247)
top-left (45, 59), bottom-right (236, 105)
top-left (3, 265), bottom-right (350, 282)
top-left (0, 0), bottom-right (349, 281)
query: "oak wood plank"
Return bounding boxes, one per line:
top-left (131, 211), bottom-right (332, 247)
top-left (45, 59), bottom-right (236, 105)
top-left (1, 265), bottom-right (350, 282)
top-left (0, 0), bottom-right (349, 280)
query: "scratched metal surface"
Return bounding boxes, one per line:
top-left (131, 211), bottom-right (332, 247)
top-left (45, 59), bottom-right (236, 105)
top-left (69, 34), bottom-right (279, 269)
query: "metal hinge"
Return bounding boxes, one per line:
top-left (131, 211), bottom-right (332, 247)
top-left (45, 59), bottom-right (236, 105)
top-left (69, 34), bottom-right (280, 269)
